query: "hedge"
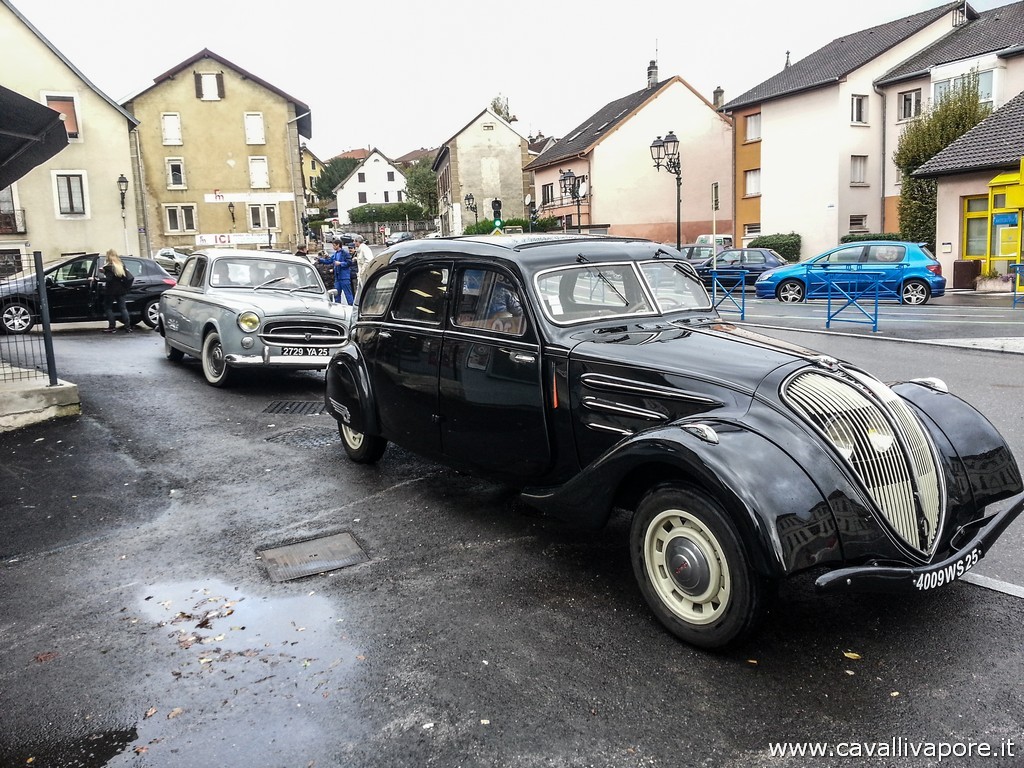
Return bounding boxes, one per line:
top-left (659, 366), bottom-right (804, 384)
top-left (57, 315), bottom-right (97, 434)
top-left (748, 233), bottom-right (801, 261)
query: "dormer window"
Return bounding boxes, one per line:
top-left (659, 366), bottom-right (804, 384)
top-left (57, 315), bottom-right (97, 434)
top-left (194, 72), bottom-right (225, 101)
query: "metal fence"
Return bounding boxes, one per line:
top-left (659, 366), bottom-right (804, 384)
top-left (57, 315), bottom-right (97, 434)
top-left (0, 251), bottom-right (58, 384)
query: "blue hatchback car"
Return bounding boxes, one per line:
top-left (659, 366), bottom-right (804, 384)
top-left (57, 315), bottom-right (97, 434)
top-left (755, 241), bottom-right (946, 305)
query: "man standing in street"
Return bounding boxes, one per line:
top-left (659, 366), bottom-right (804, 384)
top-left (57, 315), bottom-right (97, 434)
top-left (317, 238), bottom-right (353, 304)
top-left (353, 234), bottom-right (374, 294)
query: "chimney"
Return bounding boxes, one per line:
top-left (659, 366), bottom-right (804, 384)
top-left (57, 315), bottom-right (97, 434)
top-left (713, 86), bottom-right (724, 109)
top-left (647, 60), bottom-right (658, 89)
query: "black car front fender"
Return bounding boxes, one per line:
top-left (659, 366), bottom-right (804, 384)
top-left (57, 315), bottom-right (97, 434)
top-left (324, 343), bottom-right (378, 436)
top-left (521, 420), bottom-right (843, 579)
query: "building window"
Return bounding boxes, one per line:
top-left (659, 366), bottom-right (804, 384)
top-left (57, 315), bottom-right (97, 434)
top-left (849, 214), bottom-right (868, 232)
top-left (387, 171), bottom-right (395, 182)
top-left (195, 72), bottom-right (224, 100)
top-left (743, 223), bottom-right (761, 238)
top-left (541, 183), bottom-right (554, 205)
top-left (165, 205), bottom-right (197, 232)
top-left (249, 204), bottom-right (277, 230)
top-left (898, 90), bottom-right (921, 120)
top-left (744, 169), bottom-right (761, 197)
top-left (248, 157), bottom-right (270, 189)
top-left (397, 191), bottom-right (403, 202)
top-left (850, 155), bottom-right (868, 185)
top-left (244, 113), bottom-right (266, 144)
top-left (933, 70), bottom-right (993, 109)
top-left (55, 173), bottom-right (86, 214)
top-left (851, 95), bottom-right (868, 124)
top-left (166, 158), bottom-right (186, 188)
top-left (161, 113), bottom-right (182, 145)
top-left (745, 113), bottom-right (761, 141)
top-left (45, 95), bottom-right (80, 140)
top-left (358, 192), bottom-right (367, 204)
top-left (357, 173), bottom-right (366, 183)
top-left (384, 191), bottom-right (390, 203)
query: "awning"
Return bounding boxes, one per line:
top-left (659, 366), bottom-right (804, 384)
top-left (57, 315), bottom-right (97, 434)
top-left (0, 85), bottom-right (69, 189)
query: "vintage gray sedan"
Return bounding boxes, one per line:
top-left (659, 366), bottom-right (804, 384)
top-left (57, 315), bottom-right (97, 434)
top-left (159, 249), bottom-right (351, 386)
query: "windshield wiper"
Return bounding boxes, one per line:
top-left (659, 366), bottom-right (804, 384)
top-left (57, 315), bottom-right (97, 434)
top-left (254, 276), bottom-right (287, 290)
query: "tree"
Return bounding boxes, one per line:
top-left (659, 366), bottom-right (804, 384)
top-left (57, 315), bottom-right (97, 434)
top-left (313, 157), bottom-right (360, 202)
top-left (403, 161), bottom-right (439, 216)
top-left (893, 73), bottom-right (991, 251)
top-left (490, 94), bottom-right (514, 122)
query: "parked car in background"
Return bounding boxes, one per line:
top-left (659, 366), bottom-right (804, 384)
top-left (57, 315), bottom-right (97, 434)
top-left (323, 233), bottom-right (1023, 648)
top-left (0, 253), bottom-right (176, 334)
top-left (755, 241), bottom-right (945, 305)
top-left (384, 231), bottom-right (414, 247)
top-left (695, 233), bottom-right (733, 248)
top-left (152, 247), bottom-right (192, 274)
top-left (694, 247), bottom-right (788, 288)
top-left (159, 249), bottom-right (351, 386)
top-left (666, 243), bottom-right (724, 263)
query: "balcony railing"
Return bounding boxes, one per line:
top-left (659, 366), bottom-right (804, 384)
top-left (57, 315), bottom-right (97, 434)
top-left (0, 210), bottom-right (26, 235)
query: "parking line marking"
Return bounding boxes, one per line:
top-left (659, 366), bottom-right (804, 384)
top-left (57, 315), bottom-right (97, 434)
top-left (962, 572), bottom-right (1024, 599)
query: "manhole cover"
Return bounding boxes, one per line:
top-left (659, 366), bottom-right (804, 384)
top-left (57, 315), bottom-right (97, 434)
top-left (258, 532), bottom-right (369, 582)
top-left (263, 400), bottom-right (326, 416)
top-left (265, 425), bottom-right (338, 448)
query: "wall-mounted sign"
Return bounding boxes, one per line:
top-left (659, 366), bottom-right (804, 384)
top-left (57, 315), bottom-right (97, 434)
top-left (993, 213), bottom-right (1018, 226)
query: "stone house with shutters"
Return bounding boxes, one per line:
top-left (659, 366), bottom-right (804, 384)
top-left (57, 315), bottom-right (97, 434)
top-left (122, 48), bottom-right (311, 254)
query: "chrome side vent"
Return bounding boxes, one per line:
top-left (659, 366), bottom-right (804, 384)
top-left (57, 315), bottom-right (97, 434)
top-left (783, 370), bottom-right (944, 556)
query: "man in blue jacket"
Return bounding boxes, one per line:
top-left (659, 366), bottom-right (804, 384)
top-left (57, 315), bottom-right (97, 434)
top-left (318, 238), bottom-right (353, 304)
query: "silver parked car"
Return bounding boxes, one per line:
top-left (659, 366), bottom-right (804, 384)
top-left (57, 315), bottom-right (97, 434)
top-left (152, 247), bottom-right (192, 275)
top-left (158, 249), bottom-right (351, 386)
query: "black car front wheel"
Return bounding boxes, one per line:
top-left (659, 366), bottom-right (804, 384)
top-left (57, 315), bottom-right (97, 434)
top-left (338, 421), bottom-right (388, 463)
top-left (900, 279), bottom-right (931, 305)
top-left (631, 486), bottom-right (770, 648)
top-left (1, 301), bottom-right (35, 334)
top-left (165, 338), bottom-right (184, 362)
top-left (201, 331), bottom-right (233, 387)
top-left (776, 279), bottom-right (805, 303)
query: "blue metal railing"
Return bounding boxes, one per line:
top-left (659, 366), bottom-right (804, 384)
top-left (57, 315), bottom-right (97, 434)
top-left (709, 270), bottom-right (747, 320)
top-left (1012, 263), bottom-right (1023, 309)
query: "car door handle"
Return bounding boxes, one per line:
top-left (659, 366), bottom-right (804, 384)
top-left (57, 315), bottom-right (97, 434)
top-left (504, 349), bottom-right (536, 364)
top-left (378, 330), bottom-right (392, 339)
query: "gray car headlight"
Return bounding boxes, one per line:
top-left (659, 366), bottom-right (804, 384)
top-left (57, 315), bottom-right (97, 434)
top-left (237, 311), bottom-right (261, 332)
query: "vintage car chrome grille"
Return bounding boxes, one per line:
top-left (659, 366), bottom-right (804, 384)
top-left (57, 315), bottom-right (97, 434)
top-left (783, 369), bottom-right (943, 556)
top-left (260, 320), bottom-right (347, 346)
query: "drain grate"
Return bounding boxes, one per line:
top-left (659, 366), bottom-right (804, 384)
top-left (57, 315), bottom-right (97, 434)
top-left (263, 400), bottom-right (326, 416)
top-left (265, 425), bottom-right (338, 448)
top-left (258, 532), bottom-right (369, 582)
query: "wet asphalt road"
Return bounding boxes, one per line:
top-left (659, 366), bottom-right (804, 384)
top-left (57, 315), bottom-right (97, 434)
top-left (0, 295), bottom-right (1022, 768)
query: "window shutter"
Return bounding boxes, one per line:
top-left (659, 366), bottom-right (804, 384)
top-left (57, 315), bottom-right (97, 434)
top-left (216, 73), bottom-right (225, 99)
top-left (194, 73), bottom-right (202, 99)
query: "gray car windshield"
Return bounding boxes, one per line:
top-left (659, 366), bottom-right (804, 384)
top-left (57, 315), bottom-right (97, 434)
top-left (535, 260), bottom-right (711, 325)
top-left (209, 258), bottom-right (323, 292)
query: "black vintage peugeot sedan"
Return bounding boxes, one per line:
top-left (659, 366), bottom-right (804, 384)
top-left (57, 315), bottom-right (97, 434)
top-left (324, 234), bottom-right (1024, 648)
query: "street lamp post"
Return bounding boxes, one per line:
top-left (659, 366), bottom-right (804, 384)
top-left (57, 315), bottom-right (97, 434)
top-left (464, 193), bottom-right (478, 225)
top-left (650, 131), bottom-right (682, 249)
top-left (117, 174), bottom-right (130, 255)
top-left (559, 169), bottom-right (585, 231)
top-left (227, 202), bottom-right (236, 233)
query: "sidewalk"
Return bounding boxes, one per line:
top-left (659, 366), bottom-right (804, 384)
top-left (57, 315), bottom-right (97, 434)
top-left (0, 363), bottom-right (80, 432)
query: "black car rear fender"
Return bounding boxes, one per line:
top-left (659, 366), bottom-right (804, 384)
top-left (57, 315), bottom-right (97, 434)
top-left (521, 420), bottom-right (842, 579)
top-left (325, 345), bottom-right (379, 436)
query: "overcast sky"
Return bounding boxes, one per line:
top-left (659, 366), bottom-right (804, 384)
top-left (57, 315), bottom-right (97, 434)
top-left (12, 0), bottom-right (1004, 162)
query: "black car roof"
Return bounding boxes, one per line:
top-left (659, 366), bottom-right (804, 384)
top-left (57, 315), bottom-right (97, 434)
top-left (380, 234), bottom-right (675, 276)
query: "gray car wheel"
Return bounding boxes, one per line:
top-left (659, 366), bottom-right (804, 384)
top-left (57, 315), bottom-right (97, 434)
top-left (1, 302), bottom-right (35, 334)
top-left (201, 331), bottom-right (233, 387)
top-left (900, 279), bottom-right (930, 305)
top-left (777, 279), bottom-right (805, 303)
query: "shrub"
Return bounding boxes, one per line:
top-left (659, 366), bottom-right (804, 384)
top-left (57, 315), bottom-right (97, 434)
top-left (349, 202), bottom-right (426, 224)
top-left (839, 232), bottom-right (906, 243)
top-left (748, 233), bottom-right (801, 261)
top-left (463, 217), bottom-right (559, 235)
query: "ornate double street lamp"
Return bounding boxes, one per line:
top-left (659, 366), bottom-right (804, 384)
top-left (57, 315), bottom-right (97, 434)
top-left (650, 131), bottom-right (682, 249)
top-left (559, 169), bottom-right (585, 231)
top-left (464, 193), bottom-right (478, 225)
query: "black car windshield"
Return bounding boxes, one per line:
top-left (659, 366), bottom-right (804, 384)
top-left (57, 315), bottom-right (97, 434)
top-left (209, 258), bottom-right (323, 293)
top-left (535, 260), bottom-right (711, 325)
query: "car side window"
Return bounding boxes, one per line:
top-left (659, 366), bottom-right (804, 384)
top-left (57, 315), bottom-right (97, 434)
top-left (54, 257), bottom-right (95, 282)
top-left (392, 266), bottom-right (449, 324)
top-left (745, 252), bottom-right (766, 265)
top-left (122, 259), bottom-right (143, 279)
top-left (360, 271), bottom-right (398, 317)
top-left (454, 268), bottom-right (527, 336)
top-left (824, 246), bottom-right (864, 264)
top-left (865, 245), bottom-right (905, 264)
top-left (187, 258), bottom-right (208, 288)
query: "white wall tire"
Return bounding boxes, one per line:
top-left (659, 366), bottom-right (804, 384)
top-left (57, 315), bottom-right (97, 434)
top-left (201, 331), bottom-right (233, 387)
top-left (339, 421), bottom-right (387, 463)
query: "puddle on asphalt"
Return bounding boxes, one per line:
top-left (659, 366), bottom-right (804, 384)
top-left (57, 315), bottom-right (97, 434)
top-left (4, 727), bottom-right (137, 768)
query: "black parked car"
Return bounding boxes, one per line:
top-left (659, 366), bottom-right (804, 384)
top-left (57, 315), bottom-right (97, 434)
top-left (0, 253), bottom-right (176, 334)
top-left (324, 234), bottom-right (1023, 648)
top-left (693, 247), bottom-right (788, 288)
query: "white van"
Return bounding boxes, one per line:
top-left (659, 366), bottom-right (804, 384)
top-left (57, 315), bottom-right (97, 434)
top-left (695, 234), bottom-right (733, 248)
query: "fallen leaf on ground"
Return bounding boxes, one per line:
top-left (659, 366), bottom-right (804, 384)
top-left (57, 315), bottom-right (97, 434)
top-left (33, 652), bottom-right (58, 663)
top-left (167, 707), bottom-right (184, 719)
top-left (843, 651), bottom-right (862, 660)
top-left (144, 707), bottom-right (157, 719)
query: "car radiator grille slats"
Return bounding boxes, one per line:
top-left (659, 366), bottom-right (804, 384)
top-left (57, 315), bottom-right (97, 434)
top-left (260, 321), bottom-right (346, 345)
top-left (784, 370), bottom-right (943, 555)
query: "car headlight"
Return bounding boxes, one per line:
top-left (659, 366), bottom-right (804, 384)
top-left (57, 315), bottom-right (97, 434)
top-left (237, 311), bottom-right (261, 332)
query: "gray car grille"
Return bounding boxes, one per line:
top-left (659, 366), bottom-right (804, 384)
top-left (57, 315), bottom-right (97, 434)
top-left (260, 320), bottom-right (346, 346)
top-left (783, 369), bottom-right (943, 556)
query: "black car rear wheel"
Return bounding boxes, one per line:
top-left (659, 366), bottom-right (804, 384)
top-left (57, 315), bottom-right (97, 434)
top-left (777, 279), bottom-right (805, 303)
top-left (165, 338), bottom-right (185, 362)
top-left (631, 486), bottom-right (770, 648)
top-left (142, 298), bottom-right (160, 328)
top-left (339, 421), bottom-right (387, 463)
top-left (1, 301), bottom-right (35, 334)
top-left (201, 331), bottom-right (233, 387)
